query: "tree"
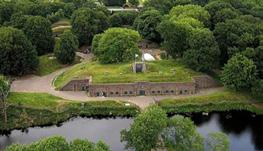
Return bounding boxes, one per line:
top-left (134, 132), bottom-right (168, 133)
top-left (8, 12), bottom-right (28, 29)
top-left (143, 0), bottom-right (173, 14)
top-left (55, 31), bottom-right (79, 64)
top-left (0, 75), bottom-right (10, 125)
top-left (169, 4), bottom-right (210, 25)
top-left (161, 115), bottom-right (204, 151)
top-left (23, 16), bottom-right (55, 55)
top-left (6, 136), bottom-right (110, 151)
top-left (91, 34), bottom-right (103, 56)
top-left (0, 27), bottom-right (38, 75)
top-left (221, 54), bottom-right (257, 90)
top-left (204, 1), bottom-right (235, 29)
top-left (214, 18), bottom-right (257, 64)
top-left (129, 0), bottom-right (139, 6)
top-left (121, 106), bottom-right (168, 151)
top-left (157, 17), bottom-right (202, 58)
top-left (205, 132), bottom-right (230, 151)
top-left (183, 28), bottom-right (220, 71)
top-left (133, 9), bottom-right (162, 42)
top-left (94, 28), bottom-right (141, 64)
top-left (213, 8), bottom-right (239, 24)
top-left (110, 11), bottom-right (138, 27)
top-left (71, 8), bottom-right (109, 45)
top-left (0, 2), bottom-right (14, 24)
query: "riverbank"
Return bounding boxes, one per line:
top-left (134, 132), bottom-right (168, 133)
top-left (158, 89), bottom-right (263, 115)
top-left (1, 89), bottom-right (263, 132)
top-left (0, 93), bottom-right (139, 132)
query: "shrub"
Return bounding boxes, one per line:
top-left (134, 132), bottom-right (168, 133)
top-left (110, 11), bottom-right (138, 27)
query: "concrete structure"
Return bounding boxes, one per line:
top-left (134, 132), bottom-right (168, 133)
top-left (61, 75), bottom-right (219, 97)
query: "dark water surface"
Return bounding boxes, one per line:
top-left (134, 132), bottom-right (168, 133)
top-left (0, 111), bottom-right (263, 151)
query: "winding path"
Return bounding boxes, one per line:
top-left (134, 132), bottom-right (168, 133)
top-left (10, 52), bottom-right (223, 109)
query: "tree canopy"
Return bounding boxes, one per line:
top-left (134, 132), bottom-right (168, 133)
top-left (221, 54), bottom-right (257, 90)
top-left (71, 7), bottom-right (109, 45)
top-left (133, 9), bottom-right (162, 42)
top-left (0, 27), bottom-right (38, 75)
top-left (121, 106), bottom-right (168, 151)
top-left (92, 28), bottom-right (141, 64)
top-left (23, 16), bottom-right (54, 55)
top-left (6, 136), bottom-right (110, 151)
top-left (183, 28), bottom-right (220, 71)
top-left (55, 30), bottom-right (79, 64)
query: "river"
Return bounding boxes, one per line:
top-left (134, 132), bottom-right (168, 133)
top-left (0, 111), bottom-right (262, 151)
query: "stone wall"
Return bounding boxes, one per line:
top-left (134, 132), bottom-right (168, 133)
top-left (60, 75), bottom-right (219, 97)
top-left (89, 81), bottom-right (196, 97)
top-left (193, 75), bottom-right (220, 89)
top-left (61, 79), bottom-right (89, 91)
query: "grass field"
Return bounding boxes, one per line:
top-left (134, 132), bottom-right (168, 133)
top-left (2, 92), bottom-right (139, 130)
top-left (54, 60), bottom-right (201, 89)
top-left (36, 54), bottom-right (80, 76)
top-left (159, 89), bottom-right (263, 114)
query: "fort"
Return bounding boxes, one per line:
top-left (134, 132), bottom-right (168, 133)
top-left (61, 75), bottom-right (219, 97)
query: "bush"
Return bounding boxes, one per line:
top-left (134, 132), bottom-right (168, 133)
top-left (47, 9), bottom-right (65, 23)
top-left (54, 30), bottom-right (78, 64)
top-left (205, 132), bottom-right (230, 151)
top-left (32, 136), bottom-right (70, 151)
top-left (0, 27), bottom-right (38, 75)
top-left (221, 54), bottom-right (257, 91)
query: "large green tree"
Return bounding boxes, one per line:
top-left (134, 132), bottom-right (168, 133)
top-left (0, 27), bottom-right (38, 75)
top-left (23, 16), bottom-right (55, 55)
top-left (162, 115), bottom-right (204, 151)
top-left (143, 0), bottom-right (173, 14)
top-left (71, 7), bottom-right (109, 45)
top-left (214, 18), bottom-right (257, 64)
top-left (133, 9), bottom-right (162, 42)
top-left (93, 28), bottom-right (141, 64)
top-left (169, 4), bottom-right (210, 25)
top-left (0, 1), bottom-right (14, 25)
top-left (158, 17), bottom-right (203, 58)
top-left (183, 28), bottom-right (220, 72)
top-left (0, 75), bottom-right (10, 125)
top-left (221, 54), bottom-right (257, 90)
top-left (55, 31), bottom-right (79, 64)
top-left (121, 106), bottom-right (168, 151)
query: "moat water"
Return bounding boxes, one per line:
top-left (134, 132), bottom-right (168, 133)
top-left (0, 111), bottom-right (263, 151)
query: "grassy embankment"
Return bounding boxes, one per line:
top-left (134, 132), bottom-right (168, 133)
top-left (52, 19), bottom-right (71, 36)
top-left (54, 60), bottom-right (201, 89)
top-left (36, 54), bottom-right (80, 76)
top-left (0, 92), bottom-right (139, 132)
top-left (159, 88), bottom-right (263, 115)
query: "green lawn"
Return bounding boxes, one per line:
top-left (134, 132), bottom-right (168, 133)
top-left (54, 60), bottom-right (201, 89)
top-left (36, 54), bottom-right (80, 76)
top-left (159, 89), bottom-right (263, 114)
top-left (8, 92), bottom-right (64, 110)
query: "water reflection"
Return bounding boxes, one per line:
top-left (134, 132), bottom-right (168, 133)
top-left (0, 111), bottom-right (263, 151)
